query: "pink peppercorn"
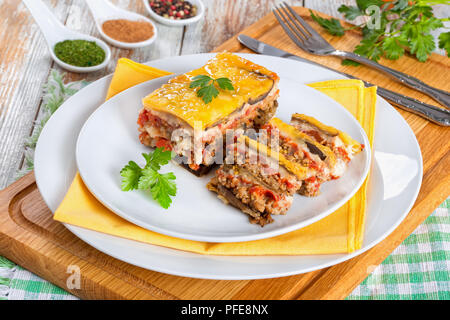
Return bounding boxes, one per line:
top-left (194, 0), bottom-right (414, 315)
top-left (150, 0), bottom-right (197, 20)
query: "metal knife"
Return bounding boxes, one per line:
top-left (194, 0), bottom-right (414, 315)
top-left (238, 34), bottom-right (450, 126)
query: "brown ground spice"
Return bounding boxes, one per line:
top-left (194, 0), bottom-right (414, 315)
top-left (102, 19), bottom-right (154, 43)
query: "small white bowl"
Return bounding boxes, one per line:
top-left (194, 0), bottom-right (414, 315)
top-left (23, 0), bottom-right (110, 73)
top-left (142, 0), bottom-right (204, 27)
top-left (86, 0), bottom-right (157, 49)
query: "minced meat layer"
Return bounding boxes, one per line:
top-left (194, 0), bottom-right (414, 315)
top-left (215, 165), bottom-right (293, 216)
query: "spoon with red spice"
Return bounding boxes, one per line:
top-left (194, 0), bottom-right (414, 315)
top-left (85, 0), bottom-right (158, 49)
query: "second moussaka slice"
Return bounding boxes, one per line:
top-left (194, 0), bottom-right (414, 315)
top-left (138, 52), bottom-right (280, 176)
top-left (261, 118), bottom-right (337, 197)
top-left (207, 136), bottom-right (307, 226)
top-left (291, 114), bottom-right (364, 179)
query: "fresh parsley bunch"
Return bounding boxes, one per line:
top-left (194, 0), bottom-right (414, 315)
top-left (190, 75), bottom-right (234, 104)
top-left (120, 148), bottom-right (177, 209)
top-left (310, 0), bottom-right (450, 63)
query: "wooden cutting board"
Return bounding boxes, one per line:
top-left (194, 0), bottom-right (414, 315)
top-left (0, 7), bottom-right (449, 300)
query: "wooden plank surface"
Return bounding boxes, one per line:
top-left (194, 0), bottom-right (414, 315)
top-left (0, 0), bottom-right (73, 189)
top-left (1, 0), bottom-right (293, 189)
top-left (0, 4), bottom-right (449, 300)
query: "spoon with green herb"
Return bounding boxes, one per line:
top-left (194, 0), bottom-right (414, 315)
top-left (23, 0), bottom-right (111, 73)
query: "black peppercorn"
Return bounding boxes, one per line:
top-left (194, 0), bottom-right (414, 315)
top-left (149, 0), bottom-right (197, 19)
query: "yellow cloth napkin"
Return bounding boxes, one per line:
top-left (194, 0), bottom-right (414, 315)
top-left (54, 58), bottom-right (376, 255)
top-left (106, 58), bottom-right (172, 100)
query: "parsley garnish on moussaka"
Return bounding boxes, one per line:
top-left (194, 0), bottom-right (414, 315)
top-left (138, 52), bottom-right (280, 176)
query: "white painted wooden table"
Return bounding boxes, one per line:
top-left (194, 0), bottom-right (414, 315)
top-left (0, 0), bottom-right (448, 300)
top-left (1, 0), bottom-right (448, 189)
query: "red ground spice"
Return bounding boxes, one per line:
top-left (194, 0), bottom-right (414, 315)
top-left (102, 19), bottom-right (154, 43)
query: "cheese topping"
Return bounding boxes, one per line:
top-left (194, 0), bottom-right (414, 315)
top-left (269, 118), bottom-right (337, 167)
top-left (142, 52), bottom-right (278, 130)
top-left (291, 114), bottom-right (363, 153)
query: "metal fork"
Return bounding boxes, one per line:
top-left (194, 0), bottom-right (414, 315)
top-left (273, 2), bottom-right (450, 109)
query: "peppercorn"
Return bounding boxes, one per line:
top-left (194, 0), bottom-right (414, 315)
top-left (149, 0), bottom-right (197, 19)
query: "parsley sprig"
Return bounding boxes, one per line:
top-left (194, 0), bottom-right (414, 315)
top-left (120, 148), bottom-right (177, 209)
top-left (310, 0), bottom-right (450, 63)
top-left (310, 11), bottom-right (346, 36)
top-left (190, 75), bottom-right (234, 104)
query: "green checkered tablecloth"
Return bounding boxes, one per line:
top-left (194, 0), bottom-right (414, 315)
top-left (1, 72), bottom-right (448, 300)
top-left (1, 199), bottom-right (448, 300)
top-left (348, 199), bottom-right (450, 300)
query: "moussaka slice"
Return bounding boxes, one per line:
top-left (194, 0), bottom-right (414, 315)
top-left (138, 52), bottom-right (280, 176)
top-left (207, 136), bottom-right (307, 226)
top-left (291, 114), bottom-right (364, 179)
top-left (261, 118), bottom-right (337, 197)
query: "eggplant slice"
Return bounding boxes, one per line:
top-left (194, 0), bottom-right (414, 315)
top-left (181, 163), bottom-right (216, 177)
top-left (207, 179), bottom-right (273, 227)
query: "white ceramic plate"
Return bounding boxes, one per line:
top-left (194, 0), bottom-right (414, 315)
top-left (75, 74), bottom-right (370, 242)
top-left (35, 54), bottom-right (422, 279)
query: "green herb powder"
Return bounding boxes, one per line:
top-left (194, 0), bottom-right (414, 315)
top-left (54, 40), bottom-right (105, 67)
